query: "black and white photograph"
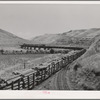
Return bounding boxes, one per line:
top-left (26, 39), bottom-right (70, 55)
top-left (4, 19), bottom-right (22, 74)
top-left (0, 2), bottom-right (100, 93)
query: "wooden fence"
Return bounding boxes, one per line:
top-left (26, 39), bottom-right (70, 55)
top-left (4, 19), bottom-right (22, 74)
top-left (0, 49), bottom-right (86, 90)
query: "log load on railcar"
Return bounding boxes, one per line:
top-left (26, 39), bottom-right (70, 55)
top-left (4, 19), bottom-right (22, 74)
top-left (0, 49), bottom-right (86, 90)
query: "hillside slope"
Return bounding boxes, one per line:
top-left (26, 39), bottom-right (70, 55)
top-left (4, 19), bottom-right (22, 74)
top-left (67, 34), bottom-right (100, 90)
top-left (0, 29), bottom-right (30, 47)
top-left (63, 28), bottom-right (100, 38)
top-left (31, 28), bottom-right (100, 47)
top-left (30, 34), bottom-right (61, 44)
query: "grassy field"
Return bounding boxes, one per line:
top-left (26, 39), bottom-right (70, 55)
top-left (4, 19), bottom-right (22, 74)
top-left (0, 54), bottom-right (49, 79)
top-left (0, 54), bottom-right (48, 69)
top-left (0, 53), bottom-right (64, 79)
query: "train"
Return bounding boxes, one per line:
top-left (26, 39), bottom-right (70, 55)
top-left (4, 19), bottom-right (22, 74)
top-left (0, 49), bottom-right (86, 90)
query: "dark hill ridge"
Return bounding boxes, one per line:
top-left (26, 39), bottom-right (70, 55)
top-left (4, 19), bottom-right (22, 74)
top-left (0, 29), bottom-right (31, 47)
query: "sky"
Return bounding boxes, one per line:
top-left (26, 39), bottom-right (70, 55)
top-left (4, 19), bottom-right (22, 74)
top-left (0, 4), bottom-right (100, 39)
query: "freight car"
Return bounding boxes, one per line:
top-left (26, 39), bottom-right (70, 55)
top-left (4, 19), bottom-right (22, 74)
top-left (0, 49), bottom-right (86, 90)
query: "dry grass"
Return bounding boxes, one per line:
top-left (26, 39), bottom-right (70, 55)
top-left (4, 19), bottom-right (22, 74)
top-left (67, 66), bottom-right (100, 90)
top-left (66, 34), bottom-right (100, 90)
top-left (0, 53), bottom-right (65, 79)
top-left (0, 54), bottom-right (48, 79)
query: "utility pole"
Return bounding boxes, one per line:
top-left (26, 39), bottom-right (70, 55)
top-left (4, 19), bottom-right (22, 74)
top-left (24, 61), bottom-right (26, 69)
top-left (23, 60), bottom-right (30, 69)
top-left (23, 60), bottom-right (27, 69)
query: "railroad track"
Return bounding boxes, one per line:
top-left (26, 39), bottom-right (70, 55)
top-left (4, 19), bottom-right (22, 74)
top-left (33, 67), bottom-right (70, 90)
top-left (0, 49), bottom-right (86, 90)
top-left (57, 68), bottom-right (70, 90)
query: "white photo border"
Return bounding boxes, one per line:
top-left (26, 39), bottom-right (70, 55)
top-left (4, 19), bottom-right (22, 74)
top-left (0, 1), bottom-right (100, 99)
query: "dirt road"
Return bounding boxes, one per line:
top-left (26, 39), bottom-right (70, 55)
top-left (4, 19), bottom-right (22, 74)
top-left (34, 67), bottom-right (70, 90)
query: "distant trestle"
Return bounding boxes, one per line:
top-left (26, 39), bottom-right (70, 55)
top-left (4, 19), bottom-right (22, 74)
top-left (20, 43), bottom-right (83, 51)
top-left (0, 44), bottom-right (84, 55)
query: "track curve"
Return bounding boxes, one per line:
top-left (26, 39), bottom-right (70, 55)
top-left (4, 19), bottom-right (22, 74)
top-left (34, 67), bottom-right (70, 90)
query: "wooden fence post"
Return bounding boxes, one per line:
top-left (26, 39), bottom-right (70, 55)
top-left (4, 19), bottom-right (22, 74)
top-left (53, 64), bottom-right (54, 72)
top-left (56, 62), bottom-right (59, 71)
top-left (11, 81), bottom-right (14, 90)
top-left (58, 62), bottom-right (60, 71)
top-left (54, 63), bottom-right (56, 72)
top-left (52, 63), bottom-right (54, 74)
top-left (48, 65), bottom-right (51, 77)
top-left (41, 70), bottom-right (43, 82)
top-left (59, 61), bottom-right (62, 70)
top-left (50, 65), bottom-right (52, 76)
top-left (32, 73), bottom-right (35, 88)
top-left (27, 76), bottom-right (30, 89)
top-left (65, 57), bottom-right (68, 65)
top-left (64, 58), bottom-right (66, 65)
top-left (34, 72), bottom-right (36, 86)
top-left (64, 59), bottom-right (66, 66)
top-left (53, 64), bottom-right (56, 73)
top-left (43, 69), bottom-right (46, 80)
top-left (55, 63), bottom-right (57, 72)
top-left (22, 78), bottom-right (25, 89)
top-left (61, 60), bottom-right (63, 68)
top-left (18, 79), bottom-right (20, 90)
top-left (56, 62), bottom-right (58, 71)
top-left (52, 64), bottom-right (54, 74)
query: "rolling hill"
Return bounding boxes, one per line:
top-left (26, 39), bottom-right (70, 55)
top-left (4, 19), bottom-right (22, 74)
top-left (31, 28), bottom-right (100, 47)
top-left (0, 29), bottom-right (31, 48)
top-left (0, 27), bottom-right (100, 49)
top-left (67, 34), bottom-right (100, 90)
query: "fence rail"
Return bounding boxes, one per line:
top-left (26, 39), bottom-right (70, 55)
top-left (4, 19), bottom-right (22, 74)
top-left (0, 49), bottom-right (86, 90)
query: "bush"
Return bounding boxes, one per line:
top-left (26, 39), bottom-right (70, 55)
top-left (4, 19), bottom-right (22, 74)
top-left (50, 49), bottom-right (54, 54)
top-left (0, 49), bottom-right (4, 54)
